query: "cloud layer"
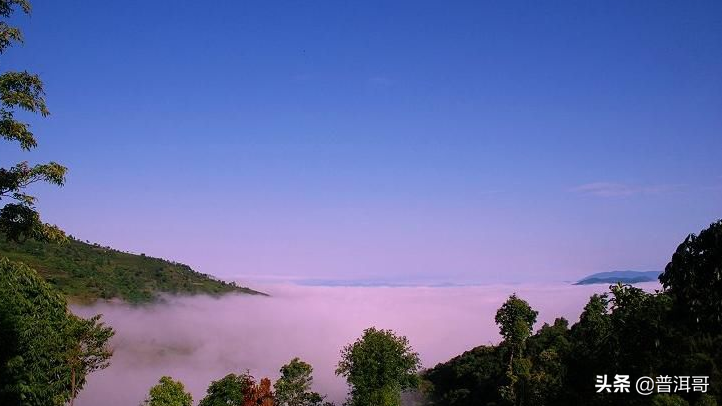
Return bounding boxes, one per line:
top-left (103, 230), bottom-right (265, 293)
top-left (72, 282), bottom-right (659, 405)
top-left (572, 182), bottom-right (678, 197)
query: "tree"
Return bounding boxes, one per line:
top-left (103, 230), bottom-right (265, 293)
top-left (422, 344), bottom-right (508, 406)
top-left (274, 358), bottom-right (325, 406)
top-left (422, 220), bottom-right (722, 406)
top-left (199, 372), bottom-right (277, 406)
top-left (199, 373), bottom-right (251, 406)
top-left (494, 294), bottom-right (538, 406)
top-left (0, 258), bottom-right (113, 406)
top-left (0, 0), bottom-right (66, 242)
top-left (0, 5), bottom-right (111, 404)
top-left (495, 294), bottom-right (539, 355)
top-left (524, 319), bottom-right (570, 406)
top-left (660, 220), bottom-right (722, 332)
top-left (144, 376), bottom-right (193, 406)
top-left (245, 377), bottom-right (275, 406)
top-left (565, 293), bottom-right (613, 406)
top-left (65, 315), bottom-right (114, 406)
top-left (336, 327), bottom-right (421, 406)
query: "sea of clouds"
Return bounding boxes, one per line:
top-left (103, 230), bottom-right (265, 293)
top-left (72, 282), bottom-right (660, 405)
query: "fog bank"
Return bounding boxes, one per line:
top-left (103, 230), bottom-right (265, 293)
top-left (72, 282), bottom-right (659, 405)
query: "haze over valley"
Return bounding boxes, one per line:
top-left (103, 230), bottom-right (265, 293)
top-left (72, 282), bottom-right (660, 405)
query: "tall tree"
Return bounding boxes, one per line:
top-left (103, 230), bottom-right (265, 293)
top-left (0, 258), bottom-right (113, 406)
top-left (65, 314), bottom-right (114, 406)
top-left (495, 294), bottom-right (539, 357)
top-left (494, 294), bottom-right (538, 406)
top-left (0, 0), bottom-right (66, 242)
top-left (336, 327), bottom-right (421, 406)
top-left (0, 3), bottom-right (113, 405)
top-left (660, 220), bottom-right (722, 332)
top-left (144, 376), bottom-right (193, 406)
top-left (274, 358), bottom-right (325, 406)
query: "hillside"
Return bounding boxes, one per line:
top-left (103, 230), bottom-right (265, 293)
top-left (0, 236), bottom-right (265, 303)
top-left (574, 270), bottom-right (661, 285)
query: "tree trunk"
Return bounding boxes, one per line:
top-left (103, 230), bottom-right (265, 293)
top-left (70, 368), bottom-right (76, 406)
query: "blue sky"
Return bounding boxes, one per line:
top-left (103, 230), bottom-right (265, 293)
top-left (4, 1), bottom-right (721, 283)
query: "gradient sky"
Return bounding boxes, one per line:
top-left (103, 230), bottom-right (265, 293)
top-left (3, 1), bottom-right (721, 283)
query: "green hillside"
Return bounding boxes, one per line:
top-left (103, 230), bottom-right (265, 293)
top-left (0, 236), bottom-right (265, 303)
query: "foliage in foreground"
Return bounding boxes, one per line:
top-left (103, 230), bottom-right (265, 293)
top-left (424, 220), bottom-right (722, 406)
top-left (158, 358), bottom-right (337, 406)
top-left (196, 372), bottom-right (284, 406)
top-left (0, 258), bottom-right (113, 406)
top-left (7, 220), bottom-right (719, 405)
top-left (336, 327), bottom-right (421, 406)
top-left (198, 373), bottom-right (250, 406)
top-left (143, 376), bottom-right (193, 406)
top-left (0, 0), bottom-right (66, 243)
top-left (274, 357), bottom-right (327, 406)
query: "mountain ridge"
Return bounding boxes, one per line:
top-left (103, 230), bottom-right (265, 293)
top-left (575, 270), bottom-right (661, 285)
top-left (0, 236), bottom-right (266, 303)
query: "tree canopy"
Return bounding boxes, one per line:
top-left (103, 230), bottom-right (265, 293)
top-left (0, 258), bottom-right (113, 406)
top-left (197, 371), bottom-right (283, 406)
top-left (336, 327), bottom-right (421, 406)
top-left (495, 293), bottom-right (538, 354)
top-left (199, 373), bottom-right (250, 406)
top-left (144, 376), bottom-right (193, 406)
top-left (424, 220), bottom-right (722, 406)
top-left (274, 358), bottom-right (325, 406)
top-left (0, 5), bottom-right (113, 406)
top-left (660, 219), bottom-right (722, 332)
top-left (494, 294), bottom-right (539, 405)
top-left (0, 0), bottom-right (66, 242)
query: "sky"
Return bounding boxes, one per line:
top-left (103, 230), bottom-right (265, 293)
top-left (3, 0), bottom-right (721, 284)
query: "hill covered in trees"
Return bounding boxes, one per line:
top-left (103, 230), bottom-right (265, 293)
top-left (575, 270), bottom-right (662, 285)
top-left (0, 236), bottom-right (265, 303)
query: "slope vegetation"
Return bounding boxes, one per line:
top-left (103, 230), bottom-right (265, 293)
top-left (0, 236), bottom-right (264, 303)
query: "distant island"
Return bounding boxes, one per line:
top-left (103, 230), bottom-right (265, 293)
top-left (574, 270), bottom-right (661, 285)
top-left (0, 236), bottom-right (265, 303)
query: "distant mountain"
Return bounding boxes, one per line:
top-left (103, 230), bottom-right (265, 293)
top-left (0, 236), bottom-right (266, 303)
top-left (575, 270), bottom-right (661, 285)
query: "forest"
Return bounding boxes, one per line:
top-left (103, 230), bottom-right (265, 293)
top-left (423, 220), bottom-right (722, 406)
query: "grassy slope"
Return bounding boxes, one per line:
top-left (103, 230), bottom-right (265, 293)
top-left (0, 237), bottom-right (265, 303)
